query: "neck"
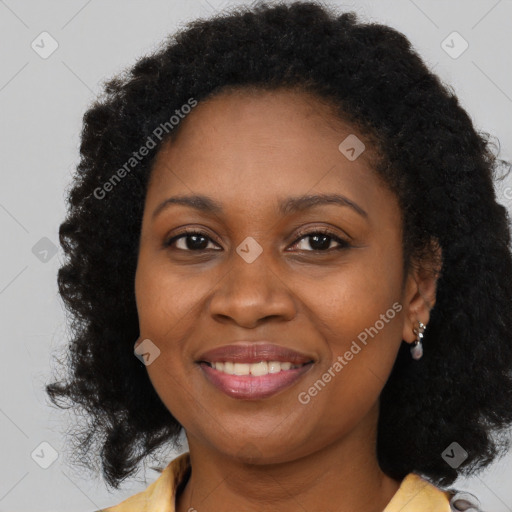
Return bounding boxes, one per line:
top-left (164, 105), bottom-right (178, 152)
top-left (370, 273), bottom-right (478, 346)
top-left (176, 405), bottom-right (401, 512)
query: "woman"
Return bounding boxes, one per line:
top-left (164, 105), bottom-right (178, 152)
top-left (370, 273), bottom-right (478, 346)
top-left (46, 2), bottom-right (512, 511)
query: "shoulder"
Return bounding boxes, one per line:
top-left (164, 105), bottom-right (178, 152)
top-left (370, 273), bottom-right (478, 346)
top-left (95, 452), bottom-right (191, 512)
top-left (384, 473), bottom-right (483, 512)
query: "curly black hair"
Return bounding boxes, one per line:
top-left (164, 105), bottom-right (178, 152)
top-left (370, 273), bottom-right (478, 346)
top-left (46, 0), bottom-right (512, 491)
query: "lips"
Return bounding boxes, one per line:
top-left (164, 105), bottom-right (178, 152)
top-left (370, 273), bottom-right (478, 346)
top-left (199, 362), bottom-right (313, 400)
top-left (196, 342), bottom-right (315, 400)
top-left (196, 341), bottom-right (314, 365)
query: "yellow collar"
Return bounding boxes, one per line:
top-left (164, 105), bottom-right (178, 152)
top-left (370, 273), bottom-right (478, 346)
top-left (383, 472), bottom-right (451, 511)
top-left (98, 452), bottom-right (451, 512)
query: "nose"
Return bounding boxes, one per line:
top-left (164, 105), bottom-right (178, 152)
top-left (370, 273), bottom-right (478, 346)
top-left (208, 249), bottom-right (297, 329)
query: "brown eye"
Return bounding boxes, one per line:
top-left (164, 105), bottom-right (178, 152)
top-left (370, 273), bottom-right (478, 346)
top-left (164, 230), bottom-right (221, 251)
top-left (290, 229), bottom-right (351, 252)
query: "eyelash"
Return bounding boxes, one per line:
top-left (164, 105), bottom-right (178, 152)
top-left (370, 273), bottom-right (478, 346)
top-left (163, 227), bottom-right (351, 253)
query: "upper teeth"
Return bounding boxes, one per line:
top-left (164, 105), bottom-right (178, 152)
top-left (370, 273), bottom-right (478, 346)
top-left (210, 361), bottom-right (303, 376)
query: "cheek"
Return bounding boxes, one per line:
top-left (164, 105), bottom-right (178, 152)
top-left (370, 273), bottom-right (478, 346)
top-left (134, 253), bottom-right (212, 392)
top-left (298, 243), bottom-right (405, 391)
top-left (134, 257), bottom-right (202, 424)
top-left (135, 253), bottom-right (206, 341)
top-left (304, 250), bottom-right (403, 341)
top-left (296, 277), bottom-right (403, 440)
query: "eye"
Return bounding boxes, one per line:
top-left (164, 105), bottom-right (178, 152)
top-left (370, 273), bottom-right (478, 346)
top-left (163, 227), bottom-right (351, 253)
top-left (289, 228), bottom-right (351, 252)
top-left (163, 229), bottom-right (221, 251)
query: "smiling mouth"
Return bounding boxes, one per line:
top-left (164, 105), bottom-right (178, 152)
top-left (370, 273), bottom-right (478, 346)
top-left (200, 360), bottom-right (312, 376)
top-left (197, 360), bottom-right (314, 400)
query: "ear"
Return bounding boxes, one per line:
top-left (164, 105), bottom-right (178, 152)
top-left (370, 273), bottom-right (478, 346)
top-left (402, 239), bottom-right (442, 343)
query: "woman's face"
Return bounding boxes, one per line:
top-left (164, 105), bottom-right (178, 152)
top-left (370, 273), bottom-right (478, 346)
top-left (135, 89), bottom-right (423, 463)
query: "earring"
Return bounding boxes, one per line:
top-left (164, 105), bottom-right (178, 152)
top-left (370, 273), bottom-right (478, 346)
top-left (411, 321), bottom-right (426, 360)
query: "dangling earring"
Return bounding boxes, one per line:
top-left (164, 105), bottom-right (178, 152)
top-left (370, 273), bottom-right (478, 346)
top-left (411, 321), bottom-right (426, 360)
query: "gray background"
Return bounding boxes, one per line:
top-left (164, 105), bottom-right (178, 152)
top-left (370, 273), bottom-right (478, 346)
top-left (1, 0), bottom-right (511, 511)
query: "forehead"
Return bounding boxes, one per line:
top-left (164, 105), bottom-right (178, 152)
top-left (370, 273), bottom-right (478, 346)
top-left (156, 87), bottom-right (364, 157)
top-left (146, 88), bottom-right (393, 221)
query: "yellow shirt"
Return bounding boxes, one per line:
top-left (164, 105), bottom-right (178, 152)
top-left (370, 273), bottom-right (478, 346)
top-left (96, 452), bottom-right (453, 512)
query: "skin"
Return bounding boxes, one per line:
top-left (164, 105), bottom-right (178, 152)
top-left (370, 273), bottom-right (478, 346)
top-left (134, 88), bottom-right (440, 512)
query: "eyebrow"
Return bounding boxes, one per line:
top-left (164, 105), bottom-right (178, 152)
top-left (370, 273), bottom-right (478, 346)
top-left (152, 193), bottom-right (368, 220)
